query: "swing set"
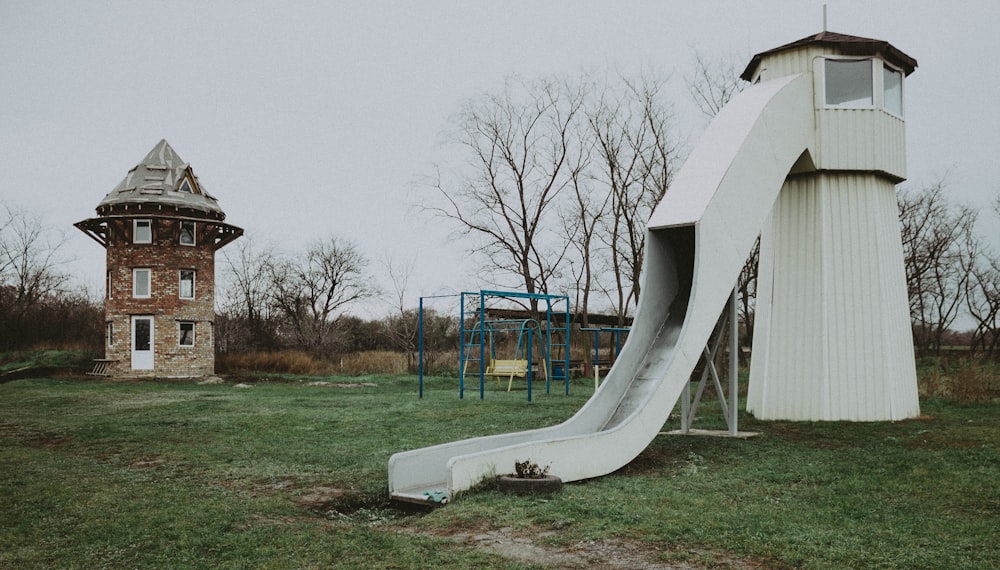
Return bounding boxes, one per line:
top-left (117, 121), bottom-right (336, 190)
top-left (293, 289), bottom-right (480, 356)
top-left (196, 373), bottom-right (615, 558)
top-left (417, 290), bottom-right (571, 400)
top-left (466, 318), bottom-right (544, 391)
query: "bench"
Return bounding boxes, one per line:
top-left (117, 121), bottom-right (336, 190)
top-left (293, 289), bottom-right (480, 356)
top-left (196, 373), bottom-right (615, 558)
top-left (86, 359), bottom-right (116, 377)
top-left (485, 359), bottom-right (529, 392)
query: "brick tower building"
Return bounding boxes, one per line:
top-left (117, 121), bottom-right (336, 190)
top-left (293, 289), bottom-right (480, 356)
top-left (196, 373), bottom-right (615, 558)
top-left (76, 140), bottom-right (242, 378)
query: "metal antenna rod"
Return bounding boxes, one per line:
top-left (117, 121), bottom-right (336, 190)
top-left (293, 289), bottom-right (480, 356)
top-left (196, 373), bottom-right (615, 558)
top-left (823, 4), bottom-right (828, 31)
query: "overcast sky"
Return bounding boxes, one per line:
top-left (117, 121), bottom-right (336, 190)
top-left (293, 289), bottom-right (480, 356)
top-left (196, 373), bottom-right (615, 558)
top-left (2, 0), bottom-right (998, 316)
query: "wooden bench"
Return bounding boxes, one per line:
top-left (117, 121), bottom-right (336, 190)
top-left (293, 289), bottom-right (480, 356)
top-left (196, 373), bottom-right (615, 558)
top-left (86, 359), bottom-right (116, 377)
top-left (485, 359), bottom-right (529, 392)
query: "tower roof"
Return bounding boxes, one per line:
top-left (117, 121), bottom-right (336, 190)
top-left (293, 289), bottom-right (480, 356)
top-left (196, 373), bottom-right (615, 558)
top-left (740, 31), bottom-right (918, 82)
top-left (96, 139), bottom-right (226, 217)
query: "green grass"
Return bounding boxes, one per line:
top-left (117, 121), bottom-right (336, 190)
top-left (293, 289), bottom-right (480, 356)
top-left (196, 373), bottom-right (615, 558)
top-left (0, 349), bottom-right (95, 373)
top-left (2, 372), bottom-right (998, 568)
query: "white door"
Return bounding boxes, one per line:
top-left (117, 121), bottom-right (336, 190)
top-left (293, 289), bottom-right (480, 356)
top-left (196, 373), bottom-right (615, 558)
top-left (131, 316), bottom-right (154, 370)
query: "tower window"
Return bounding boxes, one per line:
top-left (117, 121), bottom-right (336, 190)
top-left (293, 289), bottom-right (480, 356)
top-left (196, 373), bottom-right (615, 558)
top-left (884, 66), bottom-right (903, 117)
top-left (134, 219), bottom-right (152, 244)
top-left (178, 178), bottom-right (193, 193)
top-left (180, 221), bottom-right (196, 246)
top-left (179, 270), bottom-right (195, 300)
top-left (133, 268), bottom-right (151, 298)
top-left (179, 322), bottom-right (195, 347)
top-left (824, 59), bottom-right (873, 108)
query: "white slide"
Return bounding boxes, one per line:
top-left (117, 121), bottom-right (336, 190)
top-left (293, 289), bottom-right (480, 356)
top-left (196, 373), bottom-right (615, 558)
top-left (389, 73), bottom-right (815, 504)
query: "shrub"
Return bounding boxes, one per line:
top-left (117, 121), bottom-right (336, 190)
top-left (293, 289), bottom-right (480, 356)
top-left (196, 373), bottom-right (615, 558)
top-left (217, 350), bottom-right (330, 375)
top-left (216, 350), bottom-right (421, 377)
top-left (917, 358), bottom-right (1000, 404)
top-left (336, 351), bottom-right (407, 375)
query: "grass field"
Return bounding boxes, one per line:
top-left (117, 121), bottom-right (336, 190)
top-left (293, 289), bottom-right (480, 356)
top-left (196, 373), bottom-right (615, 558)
top-left (1, 368), bottom-right (998, 569)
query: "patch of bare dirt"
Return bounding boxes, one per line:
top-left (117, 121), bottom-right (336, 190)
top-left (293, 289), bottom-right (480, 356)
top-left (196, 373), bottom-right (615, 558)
top-left (0, 424), bottom-right (71, 449)
top-left (304, 381), bottom-right (377, 388)
top-left (296, 486), bottom-right (348, 510)
top-left (128, 458), bottom-right (166, 469)
top-left (401, 526), bottom-right (775, 569)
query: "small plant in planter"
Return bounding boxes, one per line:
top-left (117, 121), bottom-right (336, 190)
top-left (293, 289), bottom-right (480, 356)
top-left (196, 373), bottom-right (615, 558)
top-left (514, 459), bottom-right (550, 479)
top-left (498, 459), bottom-right (562, 495)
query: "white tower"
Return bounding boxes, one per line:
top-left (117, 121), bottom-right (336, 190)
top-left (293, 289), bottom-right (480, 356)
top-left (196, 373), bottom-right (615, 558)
top-left (743, 33), bottom-right (920, 421)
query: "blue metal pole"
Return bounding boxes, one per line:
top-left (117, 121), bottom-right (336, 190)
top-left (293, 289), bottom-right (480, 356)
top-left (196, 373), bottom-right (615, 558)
top-left (563, 297), bottom-right (570, 395)
top-left (479, 290), bottom-right (486, 400)
top-left (544, 298), bottom-right (551, 395)
top-left (593, 329), bottom-right (600, 374)
top-left (418, 296), bottom-right (424, 399)
top-left (526, 327), bottom-right (533, 402)
top-left (459, 292), bottom-right (466, 399)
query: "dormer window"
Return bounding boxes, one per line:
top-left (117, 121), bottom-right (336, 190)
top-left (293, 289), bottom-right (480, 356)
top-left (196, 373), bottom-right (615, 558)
top-left (824, 59), bottom-right (874, 108)
top-left (178, 178), bottom-right (193, 193)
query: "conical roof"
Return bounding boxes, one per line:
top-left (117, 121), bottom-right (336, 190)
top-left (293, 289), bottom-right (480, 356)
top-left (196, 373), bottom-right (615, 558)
top-left (96, 139), bottom-right (226, 217)
top-left (741, 31), bottom-right (918, 82)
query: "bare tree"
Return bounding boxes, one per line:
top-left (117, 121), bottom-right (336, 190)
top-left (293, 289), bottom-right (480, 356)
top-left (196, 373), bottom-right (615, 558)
top-left (0, 203), bottom-right (71, 350)
top-left (736, 237), bottom-right (760, 361)
top-left (965, 191), bottom-right (1000, 356)
top-left (898, 179), bottom-right (978, 353)
top-left (218, 237), bottom-right (277, 352)
top-left (686, 51), bottom-right (747, 119)
top-left (965, 248), bottom-right (1000, 356)
top-left (561, 106), bottom-right (600, 329)
top-left (268, 236), bottom-right (377, 355)
top-left (427, 76), bottom-right (587, 311)
top-left (382, 255), bottom-right (420, 371)
top-left (589, 75), bottom-right (679, 323)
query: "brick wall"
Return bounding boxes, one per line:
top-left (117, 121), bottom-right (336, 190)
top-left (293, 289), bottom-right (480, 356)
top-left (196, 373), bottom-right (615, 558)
top-left (103, 217), bottom-right (218, 378)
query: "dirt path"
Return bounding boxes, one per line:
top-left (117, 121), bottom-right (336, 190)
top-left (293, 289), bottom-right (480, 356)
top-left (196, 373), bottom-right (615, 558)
top-left (401, 526), bottom-right (771, 569)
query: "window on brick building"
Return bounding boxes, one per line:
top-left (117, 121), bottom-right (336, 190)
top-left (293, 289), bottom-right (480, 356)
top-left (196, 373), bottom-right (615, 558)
top-left (133, 268), bottom-right (151, 298)
top-left (134, 219), bottom-right (152, 244)
top-left (107, 322), bottom-right (113, 347)
top-left (179, 270), bottom-right (195, 300)
top-left (107, 270), bottom-right (113, 299)
top-left (179, 221), bottom-right (196, 246)
top-left (178, 322), bottom-right (195, 347)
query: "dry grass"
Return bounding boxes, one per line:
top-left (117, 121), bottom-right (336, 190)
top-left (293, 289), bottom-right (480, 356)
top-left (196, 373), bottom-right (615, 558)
top-left (918, 358), bottom-right (1000, 403)
top-left (217, 350), bottom-right (332, 375)
top-left (218, 350), bottom-right (431, 377)
top-left (335, 351), bottom-right (409, 375)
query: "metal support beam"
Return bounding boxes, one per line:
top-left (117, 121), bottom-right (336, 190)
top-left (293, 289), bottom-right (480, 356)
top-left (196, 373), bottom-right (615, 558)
top-left (729, 287), bottom-right (739, 436)
top-left (678, 286), bottom-right (741, 435)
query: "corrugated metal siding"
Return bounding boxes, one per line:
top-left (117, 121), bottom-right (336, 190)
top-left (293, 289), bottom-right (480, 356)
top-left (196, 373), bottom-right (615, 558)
top-left (748, 174), bottom-right (918, 420)
top-left (816, 109), bottom-right (906, 177)
top-left (756, 46), bottom-right (837, 82)
top-left (758, 47), bottom-right (908, 180)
